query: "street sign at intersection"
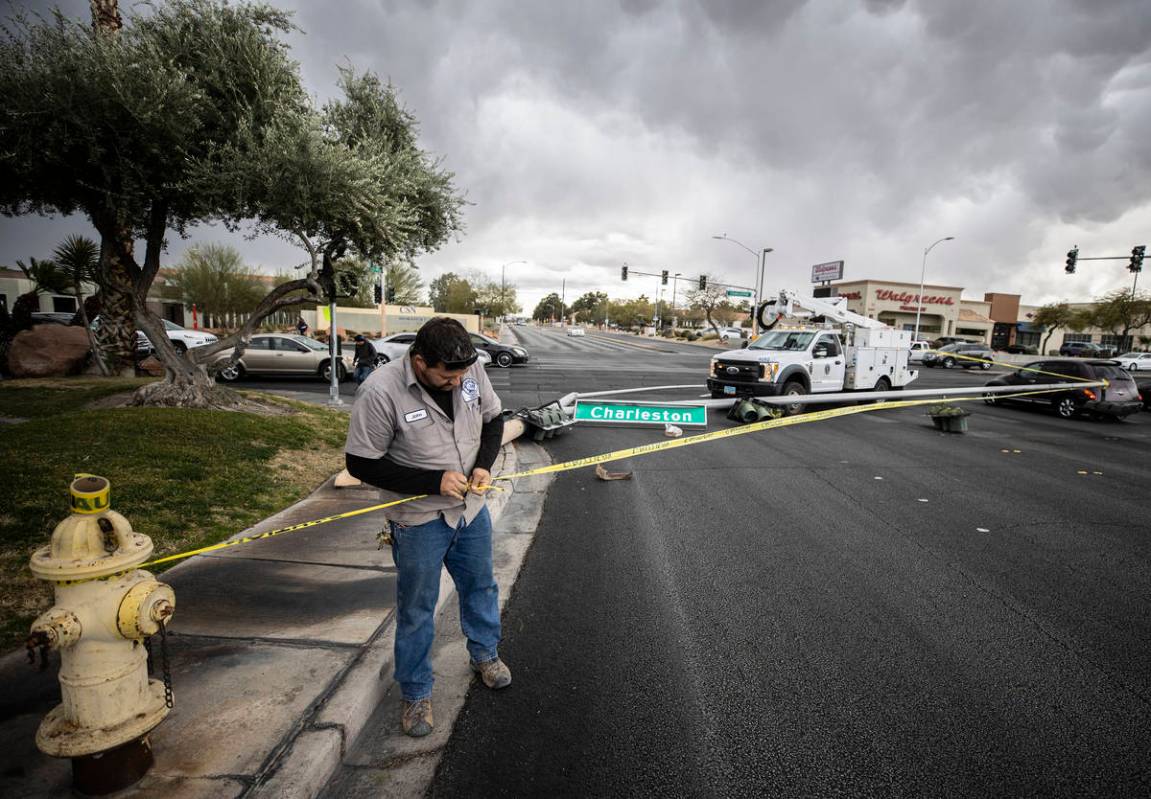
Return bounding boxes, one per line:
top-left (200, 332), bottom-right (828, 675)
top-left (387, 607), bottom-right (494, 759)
top-left (726, 289), bottom-right (753, 298)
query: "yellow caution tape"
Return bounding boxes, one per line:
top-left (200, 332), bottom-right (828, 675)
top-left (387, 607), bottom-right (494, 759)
top-left (56, 384), bottom-right (1092, 583)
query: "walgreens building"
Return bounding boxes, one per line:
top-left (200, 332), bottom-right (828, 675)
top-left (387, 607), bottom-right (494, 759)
top-left (829, 280), bottom-right (1059, 352)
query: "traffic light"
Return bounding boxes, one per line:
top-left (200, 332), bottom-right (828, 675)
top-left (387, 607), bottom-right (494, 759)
top-left (1130, 245), bottom-right (1145, 273)
top-left (386, 286), bottom-right (397, 303)
top-left (373, 284), bottom-right (382, 304)
top-left (698, 275), bottom-right (707, 290)
top-left (621, 265), bottom-right (628, 281)
top-left (661, 269), bottom-right (669, 285)
top-left (1065, 246), bottom-right (1079, 274)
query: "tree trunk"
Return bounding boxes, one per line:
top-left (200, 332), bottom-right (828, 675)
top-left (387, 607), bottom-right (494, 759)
top-left (73, 281), bottom-right (109, 376)
top-left (94, 227), bottom-right (141, 377)
top-left (89, 0), bottom-right (122, 32)
top-left (130, 361), bottom-right (242, 409)
top-left (1041, 326), bottom-right (1058, 355)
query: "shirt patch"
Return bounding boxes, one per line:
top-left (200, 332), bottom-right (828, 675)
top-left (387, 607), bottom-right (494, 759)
top-left (461, 377), bottom-right (479, 403)
top-left (404, 409), bottom-right (429, 423)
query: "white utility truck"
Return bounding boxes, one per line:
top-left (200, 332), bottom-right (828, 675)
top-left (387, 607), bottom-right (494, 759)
top-left (706, 290), bottom-right (918, 414)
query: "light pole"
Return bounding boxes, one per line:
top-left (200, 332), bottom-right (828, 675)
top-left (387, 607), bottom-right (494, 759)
top-left (712, 235), bottom-right (773, 334)
top-left (672, 272), bottom-right (682, 326)
top-left (914, 237), bottom-right (955, 342)
top-left (500, 260), bottom-right (526, 321)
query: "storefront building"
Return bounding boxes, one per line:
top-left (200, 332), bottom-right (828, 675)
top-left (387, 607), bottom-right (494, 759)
top-left (829, 278), bottom-right (1150, 355)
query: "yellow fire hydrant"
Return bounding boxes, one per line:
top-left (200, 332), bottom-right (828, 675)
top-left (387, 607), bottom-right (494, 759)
top-left (28, 474), bottom-right (175, 795)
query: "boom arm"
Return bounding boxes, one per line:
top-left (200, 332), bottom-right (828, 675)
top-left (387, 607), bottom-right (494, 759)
top-left (760, 289), bottom-right (888, 330)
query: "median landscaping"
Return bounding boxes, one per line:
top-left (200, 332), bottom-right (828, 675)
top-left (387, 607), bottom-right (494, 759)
top-left (0, 378), bottom-right (349, 648)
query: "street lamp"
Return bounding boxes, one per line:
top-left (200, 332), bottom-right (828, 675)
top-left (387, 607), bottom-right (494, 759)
top-left (913, 237), bottom-right (955, 342)
top-left (500, 260), bottom-right (526, 320)
top-left (712, 234), bottom-right (774, 334)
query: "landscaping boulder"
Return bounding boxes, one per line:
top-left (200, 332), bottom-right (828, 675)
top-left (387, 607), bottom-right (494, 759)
top-left (8, 325), bottom-right (91, 378)
top-left (137, 356), bottom-right (165, 376)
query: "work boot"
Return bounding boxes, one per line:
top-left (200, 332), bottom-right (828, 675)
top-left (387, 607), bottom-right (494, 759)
top-left (471, 657), bottom-right (512, 689)
top-left (401, 698), bottom-right (433, 738)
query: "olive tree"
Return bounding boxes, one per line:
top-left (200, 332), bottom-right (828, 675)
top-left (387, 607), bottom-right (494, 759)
top-left (0, 2), bottom-right (462, 406)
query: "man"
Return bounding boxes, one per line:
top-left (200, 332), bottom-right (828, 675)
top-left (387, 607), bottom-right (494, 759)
top-left (352, 334), bottom-right (376, 384)
top-left (345, 317), bottom-right (510, 738)
top-left (296, 317), bottom-right (308, 337)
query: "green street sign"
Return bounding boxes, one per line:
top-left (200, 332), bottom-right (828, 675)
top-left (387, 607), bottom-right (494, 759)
top-left (573, 399), bottom-right (708, 428)
top-left (726, 289), bottom-right (753, 298)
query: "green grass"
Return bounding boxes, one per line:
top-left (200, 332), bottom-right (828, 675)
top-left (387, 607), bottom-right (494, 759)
top-left (0, 379), bottom-right (349, 647)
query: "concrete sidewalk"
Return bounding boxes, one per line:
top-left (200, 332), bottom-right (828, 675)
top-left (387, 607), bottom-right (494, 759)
top-left (0, 439), bottom-right (549, 798)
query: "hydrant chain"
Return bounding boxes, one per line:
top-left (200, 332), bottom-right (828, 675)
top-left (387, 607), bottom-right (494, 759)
top-left (158, 618), bottom-right (174, 709)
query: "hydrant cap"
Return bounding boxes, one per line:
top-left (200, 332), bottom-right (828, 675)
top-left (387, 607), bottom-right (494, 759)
top-left (29, 477), bottom-right (154, 582)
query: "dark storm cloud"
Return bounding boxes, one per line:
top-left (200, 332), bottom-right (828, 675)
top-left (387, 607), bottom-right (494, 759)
top-left (3, 0), bottom-right (1149, 308)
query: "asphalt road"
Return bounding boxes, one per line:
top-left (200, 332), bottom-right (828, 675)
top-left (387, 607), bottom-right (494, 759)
top-left (420, 326), bottom-right (1151, 798)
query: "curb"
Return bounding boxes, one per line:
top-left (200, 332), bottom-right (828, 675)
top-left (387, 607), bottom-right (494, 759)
top-left (248, 441), bottom-right (526, 798)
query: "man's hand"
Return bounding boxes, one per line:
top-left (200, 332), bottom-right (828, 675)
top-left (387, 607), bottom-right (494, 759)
top-left (439, 471), bottom-right (469, 500)
top-left (469, 468), bottom-right (492, 495)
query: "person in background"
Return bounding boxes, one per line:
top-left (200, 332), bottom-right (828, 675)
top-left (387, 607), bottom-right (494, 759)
top-left (296, 317), bottom-right (308, 337)
top-left (353, 334), bottom-right (376, 384)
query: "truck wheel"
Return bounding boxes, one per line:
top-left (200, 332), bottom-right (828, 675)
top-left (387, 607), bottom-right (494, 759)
top-left (872, 377), bottom-right (891, 403)
top-left (781, 381), bottom-right (807, 416)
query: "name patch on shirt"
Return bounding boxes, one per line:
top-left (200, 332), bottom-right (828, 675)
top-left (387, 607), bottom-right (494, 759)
top-left (404, 409), bottom-right (429, 423)
top-left (461, 377), bottom-right (479, 403)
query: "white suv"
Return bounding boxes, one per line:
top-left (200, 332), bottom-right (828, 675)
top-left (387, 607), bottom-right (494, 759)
top-left (148, 319), bottom-right (218, 353)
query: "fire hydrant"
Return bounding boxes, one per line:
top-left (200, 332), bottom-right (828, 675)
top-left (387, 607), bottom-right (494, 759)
top-left (28, 474), bottom-right (175, 795)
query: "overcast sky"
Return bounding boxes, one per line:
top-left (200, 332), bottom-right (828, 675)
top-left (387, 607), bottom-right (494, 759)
top-left (5, 0), bottom-right (1151, 314)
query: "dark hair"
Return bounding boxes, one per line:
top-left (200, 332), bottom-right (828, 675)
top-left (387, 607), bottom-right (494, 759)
top-left (411, 317), bottom-right (477, 369)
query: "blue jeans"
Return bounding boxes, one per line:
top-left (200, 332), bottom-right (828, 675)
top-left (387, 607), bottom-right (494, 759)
top-left (354, 365), bottom-right (373, 384)
top-left (390, 506), bottom-right (500, 700)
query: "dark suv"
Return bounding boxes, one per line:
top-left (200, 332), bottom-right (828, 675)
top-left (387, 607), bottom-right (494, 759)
top-left (1059, 341), bottom-right (1109, 358)
top-left (984, 359), bottom-right (1142, 420)
top-left (922, 342), bottom-right (995, 369)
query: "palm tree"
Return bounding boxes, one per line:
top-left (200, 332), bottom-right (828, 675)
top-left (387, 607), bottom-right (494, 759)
top-left (53, 235), bottom-right (108, 374)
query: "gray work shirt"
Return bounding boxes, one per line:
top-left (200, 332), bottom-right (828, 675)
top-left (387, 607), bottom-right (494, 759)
top-left (345, 353), bottom-right (502, 526)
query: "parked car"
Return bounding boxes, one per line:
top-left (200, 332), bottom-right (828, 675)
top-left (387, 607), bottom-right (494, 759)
top-left (717, 326), bottom-right (747, 343)
top-left (469, 332), bottom-right (529, 367)
top-left (1003, 343), bottom-right (1038, 355)
top-left (1059, 341), bottom-right (1109, 358)
top-left (1115, 351), bottom-right (1151, 371)
top-left (908, 340), bottom-right (932, 363)
top-left (29, 311), bottom-right (78, 326)
top-left (984, 359), bottom-right (1142, 420)
top-left (931, 336), bottom-right (980, 348)
top-left (1138, 379), bottom-right (1151, 410)
top-left (371, 332), bottom-right (417, 365)
top-left (922, 342), bottom-right (995, 369)
top-left (567, 327), bottom-right (586, 337)
top-left (148, 319), bottom-right (218, 353)
top-left (213, 333), bottom-right (352, 382)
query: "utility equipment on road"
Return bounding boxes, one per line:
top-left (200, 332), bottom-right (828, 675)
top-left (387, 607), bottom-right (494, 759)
top-left (706, 289), bottom-right (918, 413)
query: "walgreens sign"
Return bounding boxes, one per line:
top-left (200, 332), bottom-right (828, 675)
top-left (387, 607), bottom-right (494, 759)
top-left (876, 289), bottom-right (954, 306)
